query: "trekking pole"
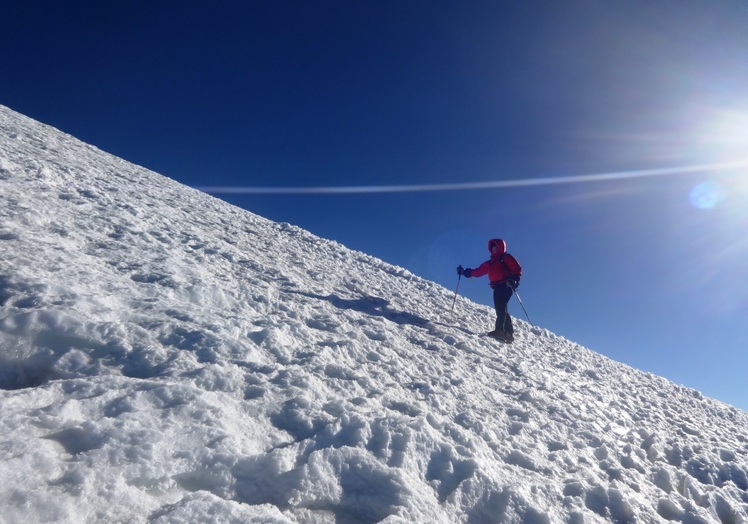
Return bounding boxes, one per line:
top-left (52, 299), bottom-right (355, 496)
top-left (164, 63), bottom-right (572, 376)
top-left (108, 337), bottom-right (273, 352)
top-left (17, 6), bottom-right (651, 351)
top-left (512, 287), bottom-right (533, 326)
top-left (450, 273), bottom-right (462, 315)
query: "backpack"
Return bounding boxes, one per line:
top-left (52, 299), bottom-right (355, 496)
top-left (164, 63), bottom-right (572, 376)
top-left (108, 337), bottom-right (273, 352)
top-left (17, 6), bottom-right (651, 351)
top-left (499, 253), bottom-right (522, 279)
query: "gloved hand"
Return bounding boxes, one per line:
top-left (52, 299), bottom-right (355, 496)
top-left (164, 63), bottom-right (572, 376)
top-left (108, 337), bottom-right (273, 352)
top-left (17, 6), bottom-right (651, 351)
top-left (506, 278), bottom-right (519, 289)
top-left (460, 267), bottom-right (472, 278)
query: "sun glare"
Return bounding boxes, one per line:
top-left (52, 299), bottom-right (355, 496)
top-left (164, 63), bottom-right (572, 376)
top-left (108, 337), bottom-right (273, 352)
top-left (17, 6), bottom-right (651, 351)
top-left (688, 107), bottom-right (748, 211)
top-left (700, 109), bottom-right (748, 157)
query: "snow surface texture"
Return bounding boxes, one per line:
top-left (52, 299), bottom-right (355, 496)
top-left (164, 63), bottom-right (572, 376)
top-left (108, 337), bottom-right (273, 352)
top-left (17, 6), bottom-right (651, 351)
top-left (1, 104), bottom-right (747, 524)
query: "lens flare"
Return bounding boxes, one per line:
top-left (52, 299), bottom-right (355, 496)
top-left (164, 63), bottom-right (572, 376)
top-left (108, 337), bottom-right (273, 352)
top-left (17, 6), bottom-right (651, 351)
top-left (689, 181), bottom-right (726, 209)
top-left (196, 161), bottom-right (748, 195)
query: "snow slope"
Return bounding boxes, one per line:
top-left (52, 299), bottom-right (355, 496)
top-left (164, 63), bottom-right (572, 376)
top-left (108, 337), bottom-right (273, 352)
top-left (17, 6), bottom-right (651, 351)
top-left (1, 103), bottom-right (747, 523)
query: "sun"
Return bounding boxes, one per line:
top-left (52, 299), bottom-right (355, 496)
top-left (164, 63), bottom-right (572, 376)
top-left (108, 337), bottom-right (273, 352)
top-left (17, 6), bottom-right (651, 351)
top-left (687, 106), bottom-right (748, 211)
top-left (697, 107), bottom-right (748, 157)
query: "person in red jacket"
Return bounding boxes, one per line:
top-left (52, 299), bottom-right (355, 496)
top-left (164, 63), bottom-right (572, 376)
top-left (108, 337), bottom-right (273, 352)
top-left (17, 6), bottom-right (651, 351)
top-left (457, 238), bottom-right (522, 342)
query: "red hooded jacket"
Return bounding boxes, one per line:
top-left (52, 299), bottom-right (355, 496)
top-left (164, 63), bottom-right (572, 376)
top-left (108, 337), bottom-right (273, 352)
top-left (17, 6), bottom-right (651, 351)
top-left (469, 239), bottom-right (522, 287)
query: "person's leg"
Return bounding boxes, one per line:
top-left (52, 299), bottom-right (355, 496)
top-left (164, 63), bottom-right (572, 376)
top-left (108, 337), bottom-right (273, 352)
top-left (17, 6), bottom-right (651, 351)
top-left (493, 285), bottom-right (513, 335)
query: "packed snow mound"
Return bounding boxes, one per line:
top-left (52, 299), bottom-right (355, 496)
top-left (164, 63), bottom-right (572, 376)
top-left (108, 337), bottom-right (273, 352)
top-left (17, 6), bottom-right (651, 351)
top-left (1, 103), bottom-right (747, 523)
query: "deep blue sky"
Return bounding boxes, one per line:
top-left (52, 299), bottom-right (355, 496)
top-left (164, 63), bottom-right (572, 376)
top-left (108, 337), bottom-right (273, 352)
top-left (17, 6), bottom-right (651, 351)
top-left (3, 1), bottom-right (748, 410)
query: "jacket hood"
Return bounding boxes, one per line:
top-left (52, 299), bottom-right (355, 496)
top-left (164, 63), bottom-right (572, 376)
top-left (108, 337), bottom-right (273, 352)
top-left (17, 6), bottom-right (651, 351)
top-left (488, 238), bottom-right (506, 257)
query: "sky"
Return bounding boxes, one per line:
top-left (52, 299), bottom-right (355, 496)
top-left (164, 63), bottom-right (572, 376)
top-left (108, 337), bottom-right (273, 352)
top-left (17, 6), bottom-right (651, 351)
top-left (2, 1), bottom-right (748, 410)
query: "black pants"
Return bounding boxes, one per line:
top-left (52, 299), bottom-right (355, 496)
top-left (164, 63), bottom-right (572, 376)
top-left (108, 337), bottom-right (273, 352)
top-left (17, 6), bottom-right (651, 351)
top-left (493, 283), bottom-right (513, 334)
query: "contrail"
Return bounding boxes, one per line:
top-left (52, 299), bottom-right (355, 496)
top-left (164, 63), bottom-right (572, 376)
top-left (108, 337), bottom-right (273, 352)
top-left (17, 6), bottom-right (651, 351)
top-left (195, 161), bottom-right (748, 195)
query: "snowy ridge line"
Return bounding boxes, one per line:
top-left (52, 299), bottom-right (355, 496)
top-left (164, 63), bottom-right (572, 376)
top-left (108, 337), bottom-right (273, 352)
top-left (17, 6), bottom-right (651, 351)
top-left (2, 104), bottom-right (748, 523)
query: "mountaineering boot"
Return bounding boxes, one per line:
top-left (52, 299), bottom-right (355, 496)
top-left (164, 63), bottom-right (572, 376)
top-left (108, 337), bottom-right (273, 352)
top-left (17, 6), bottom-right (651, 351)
top-left (487, 329), bottom-right (506, 340)
top-left (487, 330), bottom-right (514, 343)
